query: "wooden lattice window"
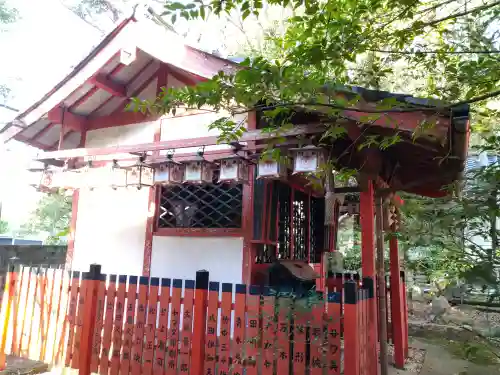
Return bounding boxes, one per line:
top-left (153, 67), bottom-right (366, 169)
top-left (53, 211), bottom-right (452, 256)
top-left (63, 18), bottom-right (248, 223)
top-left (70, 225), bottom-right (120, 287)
top-left (254, 179), bottom-right (326, 263)
top-left (157, 178), bottom-right (243, 229)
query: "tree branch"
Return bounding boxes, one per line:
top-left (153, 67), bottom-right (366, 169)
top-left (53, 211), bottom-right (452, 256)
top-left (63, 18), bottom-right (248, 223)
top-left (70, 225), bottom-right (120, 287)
top-left (419, 0), bottom-right (500, 28)
top-left (370, 49), bottom-right (500, 54)
top-left (0, 103), bottom-right (19, 112)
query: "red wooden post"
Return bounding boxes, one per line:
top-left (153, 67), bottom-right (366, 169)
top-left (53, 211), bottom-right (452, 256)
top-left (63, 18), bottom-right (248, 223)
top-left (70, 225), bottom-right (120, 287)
top-left (385, 275), bottom-right (390, 342)
top-left (401, 271), bottom-right (409, 357)
top-left (343, 281), bottom-right (360, 375)
top-left (192, 271), bottom-right (209, 375)
top-left (0, 265), bottom-right (19, 370)
top-left (361, 277), bottom-right (377, 374)
top-left (389, 234), bottom-right (405, 368)
top-left (360, 180), bottom-right (378, 373)
top-left (79, 264), bottom-right (102, 375)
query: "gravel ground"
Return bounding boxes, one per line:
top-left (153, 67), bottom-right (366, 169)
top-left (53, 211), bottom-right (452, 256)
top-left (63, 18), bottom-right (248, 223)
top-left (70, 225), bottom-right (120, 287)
top-left (388, 345), bottom-right (426, 374)
top-left (0, 356), bottom-right (48, 375)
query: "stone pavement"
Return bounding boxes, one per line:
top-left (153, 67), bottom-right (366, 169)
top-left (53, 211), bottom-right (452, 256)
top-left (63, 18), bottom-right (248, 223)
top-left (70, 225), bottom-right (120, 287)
top-left (389, 338), bottom-right (500, 375)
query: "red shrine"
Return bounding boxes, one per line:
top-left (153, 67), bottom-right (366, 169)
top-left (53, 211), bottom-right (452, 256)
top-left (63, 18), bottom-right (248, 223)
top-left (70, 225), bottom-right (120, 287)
top-left (0, 13), bottom-right (470, 373)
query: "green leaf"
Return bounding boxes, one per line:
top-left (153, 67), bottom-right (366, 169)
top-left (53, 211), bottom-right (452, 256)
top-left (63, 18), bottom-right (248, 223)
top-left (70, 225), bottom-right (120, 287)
top-left (168, 2), bottom-right (185, 10)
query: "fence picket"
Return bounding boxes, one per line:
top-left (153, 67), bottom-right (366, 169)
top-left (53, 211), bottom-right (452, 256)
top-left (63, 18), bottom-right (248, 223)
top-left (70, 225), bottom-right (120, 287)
top-left (131, 277), bottom-right (149, 375)
top-left (292, 302), bottom-right (308, 375)
top-left (326, 291), bottom-right (341, 375)
top-left (41, 268), bottom-right (57, 362)
top-left (178, 280), bottom-right (194, 375)
top-left (143, 278), bottom-right (160, 375)
top-left (218, 283), bottom-right (232, 375)
top-left (110, 276), bottom-right (127, 375)
top-left (34, 268), bottom-right (48, 361)
top-left (11, 266), bottom-right (27, 356)
top-left (100, 275), bottom-right (117, 375)
top-left (310, 300), bottom-right (324, 375)
top-left (91, 273), bottom-right (106, 373)
top-left (232, 284), bottom-right (246, 375)
top-left (72, 271), bottom-right (88, 369)
top-left (276, 296), bottom-right (290, 375)
top-left (54, 270), bottom-right (70, 364)
top-left (120, 275), bottom-right (138, 375)
top-left (204, 282), bottom-right (219, 375)
top-left (18, 267), bottom-right (33, 357)
top-left (153, 278), bottom-right (171, 375)
top-left (245, 286), bottom-right (261, 375)
top-left (52, 269), bottom-right (69, 365)
top-left (64, 271), bottom-right (81, 367)
top-left (27, 268), bottom-right (42, 360)
top-left (8, 266), bottom-right (21, 357)
top-left (261, 288), bottom-right (276, 375)
top-left (0, 265), bottom-right (18, 369)
top-left (166, 279), bottom-right (182, 375)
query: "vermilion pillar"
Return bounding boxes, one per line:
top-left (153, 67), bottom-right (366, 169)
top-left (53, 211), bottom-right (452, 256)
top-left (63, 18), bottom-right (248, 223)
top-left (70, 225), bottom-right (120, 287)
top-left (389, 218), bottom-right (405, 368)
top-left (359, 180), bottom-right (378, 374)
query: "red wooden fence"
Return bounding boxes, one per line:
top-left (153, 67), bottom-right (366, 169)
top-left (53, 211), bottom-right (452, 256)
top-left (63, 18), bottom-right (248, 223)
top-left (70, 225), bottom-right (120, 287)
top-left (0, 264), bottom-right (378, 375)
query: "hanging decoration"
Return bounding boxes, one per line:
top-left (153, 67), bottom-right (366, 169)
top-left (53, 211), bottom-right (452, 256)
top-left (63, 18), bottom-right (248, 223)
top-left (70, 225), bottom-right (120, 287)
top-left (218, 151), bottom-right (250, 184)
top-left (256, 154), bottom-right (288, 180)
top-left (125, 155), bottom-right (155, 189)
top-left (290, 145), bottom-right (325, 174)
top-left (183, 149), bottom-right (215, 184)
top-left (110, 160), bottom-right (127, 189)
top-left (154, 152), bottom-right (185, 185)
top-left (30, 165), bottom-right (79, 192)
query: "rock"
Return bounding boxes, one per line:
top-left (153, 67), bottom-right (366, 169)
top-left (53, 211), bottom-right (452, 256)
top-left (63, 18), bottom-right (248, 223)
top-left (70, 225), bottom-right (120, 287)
top-left (411, 285), bottom-right (427, 302)
top-left (441, 308), bottom-right (474, 326)
top-left (431, 296), bottom-right (451, 317)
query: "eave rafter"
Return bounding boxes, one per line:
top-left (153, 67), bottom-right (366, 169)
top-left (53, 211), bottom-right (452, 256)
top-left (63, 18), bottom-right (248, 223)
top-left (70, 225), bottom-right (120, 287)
top-left (47, 106), bottom-right (87, 132)
top-left (89, 73), bottom-right (127, 97)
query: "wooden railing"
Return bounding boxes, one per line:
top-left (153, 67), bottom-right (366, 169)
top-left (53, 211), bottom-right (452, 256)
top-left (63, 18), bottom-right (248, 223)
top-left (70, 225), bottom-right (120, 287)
top-left (0, 264), bottom-right (378, 375)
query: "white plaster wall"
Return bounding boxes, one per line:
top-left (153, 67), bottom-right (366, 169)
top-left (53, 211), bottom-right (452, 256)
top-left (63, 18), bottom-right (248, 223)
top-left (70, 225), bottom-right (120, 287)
top-left (150, 236), bottom-right (243, 284)
top-left (72, 123), bottom-right (155, 275)
top-left (86, 121), bottom-right (159, 160)
top-left (72, 187), bottom-right (149, 275)
top-left (160, 73), bottom-right (248, 154)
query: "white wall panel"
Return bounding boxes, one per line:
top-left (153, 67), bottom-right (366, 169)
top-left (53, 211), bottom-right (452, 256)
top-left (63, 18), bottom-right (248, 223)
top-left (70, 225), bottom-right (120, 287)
top-left (72, 187), bottom-right (149, 276)
top-left (150, 236), bottom-right (243, 284)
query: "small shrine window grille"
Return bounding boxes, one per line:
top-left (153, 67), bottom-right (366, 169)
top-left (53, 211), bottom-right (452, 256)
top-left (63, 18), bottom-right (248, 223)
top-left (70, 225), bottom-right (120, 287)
top-left (254, 180), bottom-right (326, 263)
top-left (157, 176), bottom-right (243, 229)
